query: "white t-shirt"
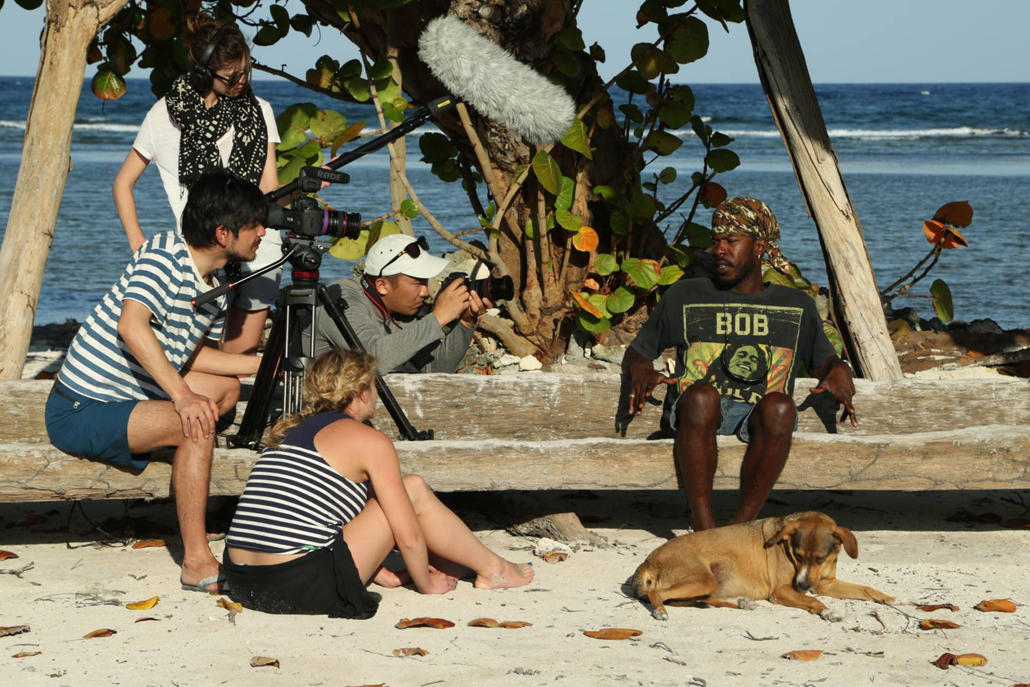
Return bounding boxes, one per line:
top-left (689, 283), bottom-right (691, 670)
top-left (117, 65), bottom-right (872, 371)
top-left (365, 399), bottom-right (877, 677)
top-left (132, 95), bottom-right (281, 250)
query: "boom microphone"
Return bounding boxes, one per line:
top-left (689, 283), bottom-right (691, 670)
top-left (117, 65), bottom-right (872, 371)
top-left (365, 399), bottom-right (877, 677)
top-left (418, 15), bottom-right (577, 147)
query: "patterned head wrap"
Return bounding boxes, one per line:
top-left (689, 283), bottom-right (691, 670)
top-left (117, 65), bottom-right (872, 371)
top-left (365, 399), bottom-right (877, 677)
top-left (711, 197), bottom-right (791, 274)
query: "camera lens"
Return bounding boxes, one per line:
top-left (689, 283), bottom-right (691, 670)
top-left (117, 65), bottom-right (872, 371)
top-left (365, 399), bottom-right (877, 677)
top-left (325, 211), bottom-right (362, 240)
top-left (471, 275), bottom-right (514, 301)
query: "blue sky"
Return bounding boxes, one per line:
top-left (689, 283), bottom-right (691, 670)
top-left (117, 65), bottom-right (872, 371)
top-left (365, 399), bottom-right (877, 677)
top-left (1, 0), bottom-right (1027, 83)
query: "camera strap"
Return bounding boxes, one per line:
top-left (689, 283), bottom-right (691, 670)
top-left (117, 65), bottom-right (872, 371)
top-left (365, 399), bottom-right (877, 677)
top-left (359, 275), bottom-right (400, 329)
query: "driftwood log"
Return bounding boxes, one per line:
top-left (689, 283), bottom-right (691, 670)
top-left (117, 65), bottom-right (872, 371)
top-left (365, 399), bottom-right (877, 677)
top-left (1, 374), bottom-right (1028, 501)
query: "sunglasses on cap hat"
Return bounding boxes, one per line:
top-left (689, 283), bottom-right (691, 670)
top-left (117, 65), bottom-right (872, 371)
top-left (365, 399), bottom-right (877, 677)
top-left (377, 236), bottom-right (430, 277)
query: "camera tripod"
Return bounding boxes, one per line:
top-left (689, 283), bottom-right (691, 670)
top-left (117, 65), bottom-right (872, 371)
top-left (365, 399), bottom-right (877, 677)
top-left (196, 236), bottom-right (433, 449)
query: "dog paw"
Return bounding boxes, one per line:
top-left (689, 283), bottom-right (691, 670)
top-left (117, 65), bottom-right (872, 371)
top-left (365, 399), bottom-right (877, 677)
top-left (737, 597), bottom-right (758, 611)
top-left (819, 608), bottom-right (842, 623)
top-left (652, 607), bottom-right (669, 621)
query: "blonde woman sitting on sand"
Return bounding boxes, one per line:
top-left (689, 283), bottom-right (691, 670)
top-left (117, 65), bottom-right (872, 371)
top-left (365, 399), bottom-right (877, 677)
top-left (223, 349), bottom-right (533, 617)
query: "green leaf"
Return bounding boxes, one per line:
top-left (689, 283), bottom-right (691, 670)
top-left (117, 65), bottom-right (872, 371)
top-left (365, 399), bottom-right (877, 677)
top-left (630, 187), bottom-right (656, 219)
top-left (253, 24), bottom-right (282, 47)
top-left (658, 264), bottom-right (684, 286)
top-left (340, 59), bottom-right (362, 79)
top-left (13, 0), bottom-right (44, 8)
top-left (290, 14), bottom-right (316, 36)
top-left (560, 119), bottom-right (593, 160)
top-left (552, 51), bottom-right (580, 77)
top-left (91, 70), bottom-right (126, 101)
top-left (644, 131), bottom-right (683, 156)
top-left (615, 69), bottom-right (650, 95)
top-left (556, 176), bottom-right (575, 211)
top-left (418, 132), bottom-right (458, 162)
top-left (618, 103), bottom-right (644, 123)
top-left (593, 185), bottom-right (617, 201)
top-left (587, 293), bottom-right (612, 319)
top-left (575, 310), bottom-right (611, 334)
top-left (525, 217), bottom-right (550, 240)
top-left (270, 5), bottom-right (290, 35)
top-left (276, 103), bottom-right (317, 151)
top-left (430, 159), bottom-right (461, 183)
top-left (344, 75), bottom-right (370, 102)
top-left (610, 208), bottom-right (630, 236)
top-left (368, 58), bottom-right (393, 80)
top-left (710, 132), bottom-right (734, 148)
top-left (532, 150), bottom-right (562, 195)
top-left (930, 279), bottom-right (954, 323)
top-left (657, 101), bottom-right (692, 129)
top-left (665, 16), bottom-right (709, 64)
top-left (309, 109), bottom-right (348, 141)
top-left (630, 43), bottom-right (678, 80)
top-left (595, 253), bottom-right (618, 276)
top-left (684, 223), bottom-right (712, 249)
top-left (762, 267), bottom-right (796, 289)
top-left (400, 199), bottom-right (419, 219)
top-left (556, 207), bottom-right (583, 231)
top-left (368, 219), bottom-right (402, 247)
top-left (589, 42), bottom-right (606, 62)
top-left (705, 148), bottom-right (740, 173)
top-left (331, 122), bottom-right (365, 156)
top-left (606, 286), bottom-right (636, 314)
top-left (329, 229), bottom-right (370, 261)
top-left (669, 244), bottom-right (695, 268)
top-left (556, 26), bottom-right (586, 51)
top-left (621, 258), bottom-right (661, 289)
top-left (657, 167), bottom-right (677, 184)
top-left (823, 321), bottom-right (844, 358)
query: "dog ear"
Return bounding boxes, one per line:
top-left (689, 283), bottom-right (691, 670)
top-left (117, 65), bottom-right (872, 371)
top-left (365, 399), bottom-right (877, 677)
top-left (834, 527), bottom-right (859, 559)
top-left (764, 521), bottom-right (799, 548)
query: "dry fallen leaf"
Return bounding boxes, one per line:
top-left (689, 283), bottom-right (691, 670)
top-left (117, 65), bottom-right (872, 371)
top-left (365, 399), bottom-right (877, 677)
top-left (920, 619), bottom-right (961, 630)
top-left (582, 278), bottom-right (601, 291)
top-left (250, 656), bottom-right (279, 668)
top-left (125, 596), bottom-right (160, 611)
top-left (498, 621), bottom-right (533, 629)
top-left (1004, 518), bottom-right (1030, 529)
top-left (134, 617), bottom-right (161, 623)
top-left (131, 539), bottom-right (166, 549)
top-left (395, 617), bottom-right (454, 630)
top-left (975, 599), bottom-right (1017, 613)
top-left (83, 628), bottom-right (116, 639)
top-left (467, 618), bottom-right (499, 628)
top-left (0, 550), bottom-right (18, 562)
top-left (956, 653), bottom-right (989, 667)
top-left (12, 651), bottom-right (41, 658)
top-left (541, 552), bottom-right (569, 564)
top-left (583, 628), bottom-right (642, 640)
top-left (934, 653), bottom-right (959, 669)
top-left (916, 603), bottom-right (959, 612)
top-left (393, 647), bottom-right (429, 657)
top-left (217, 597), bottom-right (243, 613)
top-left (0, 625), bottom-right (30, 638)
top-left (781, 650), bottom-right (823, 662)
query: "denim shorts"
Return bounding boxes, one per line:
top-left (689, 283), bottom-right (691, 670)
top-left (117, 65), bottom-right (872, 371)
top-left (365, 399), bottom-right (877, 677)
top-left (45, 384), bottom-right (148, 470)
top-left (669, 393), bottom-right (797, 443)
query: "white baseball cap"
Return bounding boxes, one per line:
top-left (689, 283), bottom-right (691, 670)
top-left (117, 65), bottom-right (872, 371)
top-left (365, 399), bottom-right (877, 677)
top-left (363, 234), bottom-right (449, 279)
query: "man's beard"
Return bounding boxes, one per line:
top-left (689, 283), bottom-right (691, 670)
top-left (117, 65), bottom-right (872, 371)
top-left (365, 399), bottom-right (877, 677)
top-left (714, 254), bottom-right (758, 288)
top-left (226, 245), bottom-right (255, 263)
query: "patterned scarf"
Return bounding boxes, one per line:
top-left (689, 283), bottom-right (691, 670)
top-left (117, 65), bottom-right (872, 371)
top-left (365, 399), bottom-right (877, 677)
top-left (164, 74), bottom-right (267, 193)
top-left (711, 197), bottom-right (792, 274)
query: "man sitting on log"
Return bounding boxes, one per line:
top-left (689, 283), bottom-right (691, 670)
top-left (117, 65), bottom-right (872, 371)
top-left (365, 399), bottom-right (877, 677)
top-left (623, 197), bottom-right (857, 530)
top-left (307, 234), bottom-right (490, 373)
top-left (45, 172), bottom-right (264, 592)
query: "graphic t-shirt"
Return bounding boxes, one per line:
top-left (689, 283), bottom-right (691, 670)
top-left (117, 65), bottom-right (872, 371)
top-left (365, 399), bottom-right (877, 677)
top-left (630, 278), bottom-right (837, 406)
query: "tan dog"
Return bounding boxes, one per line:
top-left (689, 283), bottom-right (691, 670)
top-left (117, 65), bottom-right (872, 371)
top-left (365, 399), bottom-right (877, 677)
top-left (632, 511), bottom-right (894, 622)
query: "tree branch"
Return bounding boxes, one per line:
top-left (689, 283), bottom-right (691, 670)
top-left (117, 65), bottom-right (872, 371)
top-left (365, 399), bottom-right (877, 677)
top-left (251, 59), bottom-right (361, 104)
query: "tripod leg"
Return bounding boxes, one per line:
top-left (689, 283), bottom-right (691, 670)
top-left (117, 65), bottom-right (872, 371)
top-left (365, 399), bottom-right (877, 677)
top-left (232, 300), bottom-right (286, 448)
top-left (316, 284), bottom-right (432, 441)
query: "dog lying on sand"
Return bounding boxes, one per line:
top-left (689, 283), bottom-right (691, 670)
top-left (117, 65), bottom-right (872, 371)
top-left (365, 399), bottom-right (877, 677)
top-left (632, 511), bottom-right (894, 622)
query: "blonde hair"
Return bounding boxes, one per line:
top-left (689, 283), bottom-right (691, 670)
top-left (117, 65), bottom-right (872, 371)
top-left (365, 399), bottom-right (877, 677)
top-left (268, 349), bottom-right (378, 447)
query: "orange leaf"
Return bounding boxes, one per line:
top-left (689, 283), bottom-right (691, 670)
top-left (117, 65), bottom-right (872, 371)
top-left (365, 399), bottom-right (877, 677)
top-left (583, 628), bottom-right (642, 640)
top-left (573, 226), bottom-right (599, 252)
top-left (131, 539), bottom-right (166, 549)
top-left (975, 599), bottom-right (1017, 613)
top-left (498, 621), bottom-right (533, 629)
top-left (582, 278), bottom-right (601, 291)
top-left (955, 653), bottom-right (989, 667)
top-left (393, 647), bottom-right (429, 657)
top-left (83, 628), bottom-right (116, 639)
top-left (933, 201), bottom-right (973, 228)
top-left (699, 182), bottom-right (727, 209)
top-left (467, 618), bottom-right (499, 628)
top-left (781, 650), bottom-right (823, 662)
top-left (12, 651), bottom-right (41, 658)
top-left (395, 617), bottom-right (455, 630)
top-left (0, 626), bottom-right (29, 638)
top-left (126, 596), bottom-right (160, 611)
top-left (541, 552), bottom-right (569, 564)
top-left (572, 291), bottom-right (605, 318)
top-left (965, 350), bottom-right (985, 357)
top-left (216, 597), bottom-right (243, 614)
top-left (0, 550), bottom-right (18, 562)
top-left (923, 220), bottom-right (968, 249)
top-left (916, 603), bottom-right (959, 612)
top-left (920, 618), bottom-right (961, 630)
top-left (250, 656), bottom-right (280, 668)
top-left (934, 653), bottom-right (959, 669)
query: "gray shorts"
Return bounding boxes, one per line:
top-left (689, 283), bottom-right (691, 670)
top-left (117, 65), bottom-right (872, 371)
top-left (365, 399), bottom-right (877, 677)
top-left (668, 392), bottom-right (797, 443)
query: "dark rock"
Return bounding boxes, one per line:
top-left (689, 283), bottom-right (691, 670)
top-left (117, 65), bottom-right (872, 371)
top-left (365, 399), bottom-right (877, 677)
top-left (966, 318), bottom-right (1004, 335)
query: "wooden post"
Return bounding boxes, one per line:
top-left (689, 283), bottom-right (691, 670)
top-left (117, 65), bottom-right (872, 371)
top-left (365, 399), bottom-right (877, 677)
top-left (0, 0), bottom-right (129, 380)
top-left (745, 0), bottom-right (902, 381)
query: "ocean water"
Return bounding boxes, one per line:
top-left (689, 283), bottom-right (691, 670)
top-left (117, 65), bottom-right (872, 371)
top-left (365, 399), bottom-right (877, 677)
top-left (1, 79), bottom-right (1028, 329)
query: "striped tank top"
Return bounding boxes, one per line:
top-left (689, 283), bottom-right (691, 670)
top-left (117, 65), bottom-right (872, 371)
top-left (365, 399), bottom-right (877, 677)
top-left (227, 412), bottom-right (369, 554)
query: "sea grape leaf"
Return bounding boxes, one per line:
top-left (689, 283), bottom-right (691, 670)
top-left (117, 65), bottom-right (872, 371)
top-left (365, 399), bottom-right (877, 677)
top-left (658, 265), bottom-right (684, 285)
top-left (595, 253), bottom-right (618, 276)
top-left (583, 628), bottom-right (642, 640)
top-left (933, 200), bottom-right (973, 227)
top-left (974, 599), bottom-right (1017, 613)
top-left (644, 131), bottom-right (683, 156)
top-left (930, 279), bottom-right (954, 323)
top-left (92, 70), bottom-right (126, 101)
top-left (705, 148), bottom-right (740, 173)
top-left (606, 286), bottom-right (635, 314)
top-left (532, 150), bottom-right (562, 195)
top-left (621, 258), bottom-right (661, 289)
top-left (573, 226), bottom-right (599, 252)
top-left (561, 119), bottom-right (593, 160)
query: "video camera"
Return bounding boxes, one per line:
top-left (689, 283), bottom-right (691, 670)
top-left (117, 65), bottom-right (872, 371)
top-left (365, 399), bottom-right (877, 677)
top-left (265, 167), bottom-right (362, 240)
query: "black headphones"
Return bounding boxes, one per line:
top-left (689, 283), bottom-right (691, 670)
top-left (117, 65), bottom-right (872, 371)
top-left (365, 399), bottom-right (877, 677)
top-left (189, 24), bottom-right (233, 93)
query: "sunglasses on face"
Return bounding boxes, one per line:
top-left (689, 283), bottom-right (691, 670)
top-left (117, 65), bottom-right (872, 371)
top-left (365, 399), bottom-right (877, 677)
top-left (213, 69), bottom-right (248, 88)
top-left (378, 236), bottom-right (430, 277)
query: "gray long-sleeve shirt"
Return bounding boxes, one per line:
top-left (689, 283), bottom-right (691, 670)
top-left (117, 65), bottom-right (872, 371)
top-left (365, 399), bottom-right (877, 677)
top-left (306, 277), bottom-right (475, 374)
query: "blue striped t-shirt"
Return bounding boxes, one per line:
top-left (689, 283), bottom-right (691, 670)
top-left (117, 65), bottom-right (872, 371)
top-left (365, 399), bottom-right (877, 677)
top-left (58, 231), bottom-right (227, 402)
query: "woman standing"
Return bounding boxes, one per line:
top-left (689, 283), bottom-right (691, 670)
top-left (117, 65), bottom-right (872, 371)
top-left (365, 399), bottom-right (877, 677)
top-left (223, 349), bottom-right (534, 617)
top-left (113, 15), bottom-right (281, 355)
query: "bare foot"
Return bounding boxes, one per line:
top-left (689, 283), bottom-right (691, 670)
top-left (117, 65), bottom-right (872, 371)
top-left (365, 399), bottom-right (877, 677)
top-left (474, 560), bottom-right (534, 590)
top-left (372, 567), bottom-right (411, 589)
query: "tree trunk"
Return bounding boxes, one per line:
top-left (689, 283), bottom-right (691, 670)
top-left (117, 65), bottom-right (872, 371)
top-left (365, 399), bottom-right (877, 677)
top-left (385, 11), bottom-right (412, 235)
top-left (0, 0), bottom-right (129, 380)
top-left (745, 0), bottom-right (903, 381)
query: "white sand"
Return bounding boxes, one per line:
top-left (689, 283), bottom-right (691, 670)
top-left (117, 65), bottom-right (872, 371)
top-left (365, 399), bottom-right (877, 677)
top-left (2, 491), bottom-right (1028, 686)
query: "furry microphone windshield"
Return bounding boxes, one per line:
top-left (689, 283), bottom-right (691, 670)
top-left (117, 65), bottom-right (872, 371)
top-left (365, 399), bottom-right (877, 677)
top-left (418, 15), bottom-right (577, 147)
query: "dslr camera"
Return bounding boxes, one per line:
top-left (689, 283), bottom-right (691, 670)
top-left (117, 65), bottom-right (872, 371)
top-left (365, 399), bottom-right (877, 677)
top-left (265, 167), bottom-right (362, 239)
top-left (440, 271), bottom-right (515, 302)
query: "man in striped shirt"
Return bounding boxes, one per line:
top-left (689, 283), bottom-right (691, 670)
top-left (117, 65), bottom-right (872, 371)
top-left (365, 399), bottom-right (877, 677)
top-left (46, 171), bottom-right (266, 593)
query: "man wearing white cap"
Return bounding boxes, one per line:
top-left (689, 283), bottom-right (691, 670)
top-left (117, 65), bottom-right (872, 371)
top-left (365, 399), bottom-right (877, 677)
top-left (308, 234), bottom-right (489, 373)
